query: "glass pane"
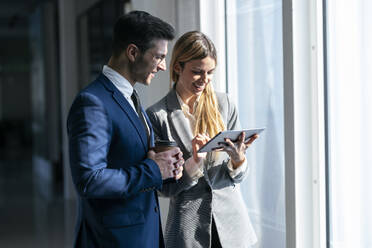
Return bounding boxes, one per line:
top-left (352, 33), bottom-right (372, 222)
top-left (325, 1), bottom-right (372, 247)
top-left (77, 0), bottom-right (125, 89)
top-left (0, 1), bottom-right (65, 246)
top-left (226, 0), bottom-right (285, 247)
top-left (0, 0), bottom-right (127, 246)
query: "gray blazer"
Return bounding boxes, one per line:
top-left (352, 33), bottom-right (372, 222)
top-left (146, 88), bottom-right (257, 248)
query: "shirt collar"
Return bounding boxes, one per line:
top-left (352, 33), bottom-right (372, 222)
top-left (175, 91), bottom-right (200, 115)
top-left (176, 92), bottom-right (190, 112)
top-left (102, 65), bottom-right (133, 99)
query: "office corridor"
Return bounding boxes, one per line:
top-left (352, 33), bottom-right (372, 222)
top-left (0, 151), bottom-right (75, 248)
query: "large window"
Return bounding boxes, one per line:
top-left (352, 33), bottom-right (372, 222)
top-left (77, 0), bottom-right (129, 89)
top-left (225, 1), bottom-right (286, 247)
top-left (207, 0), bottom-right (372, 247)
top-left (325, 1), bottom-right (372, 247)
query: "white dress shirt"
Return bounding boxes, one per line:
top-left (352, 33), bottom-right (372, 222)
top-left (102, 65), bottom-right (137, 114)
top-left (175, 92), bottom-right (247, 179)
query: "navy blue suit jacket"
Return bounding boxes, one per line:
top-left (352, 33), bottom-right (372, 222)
top-left (67, 74), bottom-right (164, 248)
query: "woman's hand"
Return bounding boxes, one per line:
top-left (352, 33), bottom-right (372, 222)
top-left (220, 132), bottom-right (259, 169)
top-left (192, 133), bottom-right (210, 163)
top-left (184, 133), bottom-right (210, 177)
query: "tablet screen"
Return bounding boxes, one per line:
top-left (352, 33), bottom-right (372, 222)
top-left (197, 128), bottom-right (265, 153)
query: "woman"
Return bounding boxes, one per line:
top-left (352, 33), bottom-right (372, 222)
top-left (146, 31), bottom-right (258, 248)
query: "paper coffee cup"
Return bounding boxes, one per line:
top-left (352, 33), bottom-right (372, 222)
top-left (152, 140), bottom-right (178, 153)
top-left (152, 140), bottom-right (179, 184)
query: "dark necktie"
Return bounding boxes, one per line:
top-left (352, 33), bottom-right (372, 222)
top-left (131, 90), bottom-right (150, 139)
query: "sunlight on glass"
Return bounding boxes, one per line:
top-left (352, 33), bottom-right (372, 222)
top-left (326, 1), bottom-right (372, 247)
top-left (226, 0), bottom-right (285, 247)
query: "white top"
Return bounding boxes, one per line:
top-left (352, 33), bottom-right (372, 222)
top-left (102, 65), bottom-right (137, 114)
top-left (175, 92), bottom-right (247, 179)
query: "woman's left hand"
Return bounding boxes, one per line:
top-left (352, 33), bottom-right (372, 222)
top-left (220, 132), bottom-right (259, 169)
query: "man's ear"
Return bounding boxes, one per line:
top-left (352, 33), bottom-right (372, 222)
top-left (126, 44), bottom-right (139, 62)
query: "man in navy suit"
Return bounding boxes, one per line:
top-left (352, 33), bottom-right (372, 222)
top-left (67, 11), bottom-right (184, 248)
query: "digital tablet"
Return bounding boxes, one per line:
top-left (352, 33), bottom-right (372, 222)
top-left (197, 128), bottom-right (265, 153)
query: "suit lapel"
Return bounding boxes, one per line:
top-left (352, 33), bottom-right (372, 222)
top-left (143, 109), bottom-right (155, 148)
top-left (166, 89), bottom-right (194, 156)
top-left (99, 74), bottom-right (149, 150)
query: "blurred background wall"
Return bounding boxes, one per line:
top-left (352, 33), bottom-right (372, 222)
top-left (0, 0), bottom-right (198, 246)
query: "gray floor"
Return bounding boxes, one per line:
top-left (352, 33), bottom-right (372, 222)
top-left (0, 151), bottom-right (75, 248)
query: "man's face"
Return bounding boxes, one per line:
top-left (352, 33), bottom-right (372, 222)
top-left (131, 39), bottom-right (168, 85)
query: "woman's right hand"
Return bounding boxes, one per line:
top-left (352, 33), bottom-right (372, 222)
top-left (192, 133), bottom-right (210, 163)
top-left (184, 133), bottom-right (210, 178)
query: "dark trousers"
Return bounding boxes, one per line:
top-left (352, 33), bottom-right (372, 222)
top-left (211, 217), bottom-right (222, 248)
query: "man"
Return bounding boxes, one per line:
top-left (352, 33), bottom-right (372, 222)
top-left (67, 11), bottom-right (183, 248)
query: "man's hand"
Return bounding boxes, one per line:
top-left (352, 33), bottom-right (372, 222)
top-left (148, 147), bottom-right (184, 180)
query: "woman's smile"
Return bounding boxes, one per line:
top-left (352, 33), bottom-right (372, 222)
top-left (192, 81), bottom-right (206, 92)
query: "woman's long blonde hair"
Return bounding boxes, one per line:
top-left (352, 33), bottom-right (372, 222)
top-left (170, 31), bottom-right (225, 137)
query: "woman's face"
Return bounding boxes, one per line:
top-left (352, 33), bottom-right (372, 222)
top-left (175, 56), bottom-right (216, 100)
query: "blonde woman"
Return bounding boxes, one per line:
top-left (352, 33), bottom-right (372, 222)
top-left (146, 31), bottom-right (258, 248)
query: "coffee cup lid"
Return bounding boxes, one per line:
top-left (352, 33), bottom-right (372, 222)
top-left (155, 140), bottom-right (177, 147)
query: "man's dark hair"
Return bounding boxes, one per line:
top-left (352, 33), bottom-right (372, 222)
top-left (112, 10), bottom-right (175, 57)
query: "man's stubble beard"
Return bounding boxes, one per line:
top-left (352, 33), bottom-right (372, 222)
top-left (129, 55), bottom-right (149, 85)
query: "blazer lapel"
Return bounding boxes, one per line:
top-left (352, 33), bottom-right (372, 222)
top-left (99, 74), bottom-right (149, 150)
top-left (166, 89), bottom-right (194, 157)
top-left (143, 108), bottom-right (155, 148)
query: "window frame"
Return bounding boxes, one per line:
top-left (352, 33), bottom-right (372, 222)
top-left (199, 0), bottom-right (328, 247)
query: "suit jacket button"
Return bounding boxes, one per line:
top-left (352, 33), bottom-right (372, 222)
top-left (154, 206), bottom-right (159, 213)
